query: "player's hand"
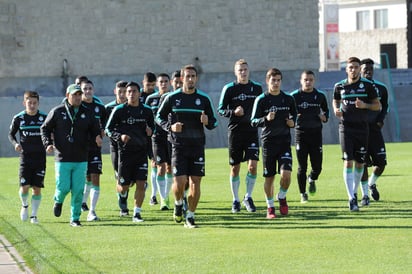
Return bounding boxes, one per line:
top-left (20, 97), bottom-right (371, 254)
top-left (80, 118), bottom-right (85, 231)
top-left (200, 111), bottom-right (208, 125)
top-left (355, 98), bottom-right (366, 109)
top-left (266, 111), bottom-right (275, 121)
top-left (319, 112), bottom-right (327, 122)
top-left (46, 145), bottom-right (54, 153)
top-left (15, 144), bottom-right (23, 153)
top-left (286, 117), bottom-right (294, 128)
top-left (171, 122), bottom-right (183, 132)
top-left (121, 134), bottom-right (131, 143)
top-left (95, 135), bottom-right (103, 147)
top-left (234, 106), bottom-right (244, 117)
top-left (146, 126), bottom-right (152, 136)
top-left (334, 108), bottom-right (343, 118)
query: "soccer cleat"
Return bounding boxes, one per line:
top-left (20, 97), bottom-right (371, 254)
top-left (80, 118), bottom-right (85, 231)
top-left (231, 200), bottom-right (241, 213)
top-left (308, 181), bottom-right (316, 195)
top-left (184, 217), bottom-right (197, 228)
top-left (160, 198), bottom-right (170, 211)
top-left (87, 211), bottom-right (99, 221)
top-left (354, 193), bottom-right (358, 201)
top-left (243, 196), bottom-right (257, 212)
top-left (361, 195), bottom-right (370, 206)
top-left (53, 202), bottom-right (62, 217)
top-left (119, 209), bottom-right (129, 217)
top-left (149, 196), bottom-right (158, 205)
top-left (266, 207), bottom-right (276, 219)
top-left (173, 204), bottom-right (183, 223)
top-left (70, 220), bottom-right (82, 227)
top-left (301, 193), bottom-right (309, 203)
top-left (20, 206), bottom-right (28, 221)
top-left (349, 198), bottom-right (359, 212)
top-left (132, 213), bottom-right (144, 223)
top-left (369, 184), bottom-right (380, 201)
top-left (81, 203), bottom-right (89, 212)
top-left (30, 216), bottom-right (39, 224)
top-left (278, 197), bottom-right (289, 215)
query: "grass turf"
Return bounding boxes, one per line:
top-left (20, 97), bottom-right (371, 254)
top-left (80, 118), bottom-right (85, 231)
top-left (0, 143), bottom-right (411, 273)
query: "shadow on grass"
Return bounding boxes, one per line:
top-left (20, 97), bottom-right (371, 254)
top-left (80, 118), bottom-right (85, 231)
top-left (197, 199), bottom-right (412, 230)
top-left (1, 217), bottom-right (101, 273)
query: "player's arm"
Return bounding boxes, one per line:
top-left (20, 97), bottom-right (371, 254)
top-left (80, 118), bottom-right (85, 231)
top-left (8, 117), bottom-right (22, 152)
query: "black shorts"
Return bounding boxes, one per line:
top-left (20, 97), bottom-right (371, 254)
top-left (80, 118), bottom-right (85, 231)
top-left (228, 130), bottom-right (259, 165)
top-left (339, 124), bottom-right (368, 163)
top-left (87, 149), bottom-right (102, 175)
top-left (19, 156), bottom-right (46, 188)
top-left (172, 145), bottom-right (205, 177)
top-left (118, 149), bottom-right (148, 185)
top-left (262, 140), bottom-right (292, 177)
top-left (366, 125), bottom-right (387, 167)
top-left (152, 137), bottom-right (172, 165)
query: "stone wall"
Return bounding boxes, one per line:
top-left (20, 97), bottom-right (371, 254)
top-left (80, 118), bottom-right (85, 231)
top-left (0, 0), bottom-right (319, 82)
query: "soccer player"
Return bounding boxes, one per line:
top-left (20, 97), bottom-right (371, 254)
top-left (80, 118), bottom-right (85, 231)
top-left (218, 59), bottom-right (262, 213)
top-left (41, 84), bottom-right (102, 227)
top-left (8, 91), bottom-right (47, 224)
top-left (171, 70), bottom-right (183, 91)
top-left (79, 80), bottom-right (107, 221)
top-left (140, 72), bottom-right (159, 206)
top-left (105, 81), bottom-right (128, 214)
top-left (146, 73), bottom-right (173, 210)
top-left (290, 70), bottom-right (329, 203)
top-left (251, 68), bottom-right (297, 219)
top-left (333, 57), bottom-right (381, 212)
top-left (105, 81), bottom-right (155, 222)
top-left (359, 58), bottom-right (389, 204)
top-left (156, 64), bottom-right (218, 228)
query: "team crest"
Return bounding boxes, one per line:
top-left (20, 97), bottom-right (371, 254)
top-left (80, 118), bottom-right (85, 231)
top-left (195, 98), bottom-right (201, 106)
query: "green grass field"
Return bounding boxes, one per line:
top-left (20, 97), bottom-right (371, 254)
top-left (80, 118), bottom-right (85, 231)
top-left (1, 143), bottom-right (411, 273)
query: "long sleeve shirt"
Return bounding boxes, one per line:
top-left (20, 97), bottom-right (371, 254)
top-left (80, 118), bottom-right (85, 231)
top-left (156, 89), bottom-right (218, 147)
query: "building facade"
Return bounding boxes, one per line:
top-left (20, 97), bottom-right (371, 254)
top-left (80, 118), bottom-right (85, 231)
top-left (319, 0), bottom-right (407, 71)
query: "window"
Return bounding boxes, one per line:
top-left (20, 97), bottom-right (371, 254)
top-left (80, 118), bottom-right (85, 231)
top-left (356, 10), bottom-right (370, 30)
top-left (374, 9), bottom-right (388, 29)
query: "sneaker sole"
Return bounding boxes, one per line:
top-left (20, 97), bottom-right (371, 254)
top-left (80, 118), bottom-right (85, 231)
top-left (174, 216), bottom-right (183, 223)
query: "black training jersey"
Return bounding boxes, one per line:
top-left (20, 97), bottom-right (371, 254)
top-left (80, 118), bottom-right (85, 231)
top-left (105, 100), bottom-right (120, 121)
top-left (140, 88), bottom-right (156, 105)
top-left (218, 80), bottom-right (262, 132)
top-left (290, 88), bottom-right (329, 130)
top-left (251, 90), bottom-right (297, 142)
top-left (8, 110), bottom-right (47, 156)
top-left (82, 99), bottom-right (107, 149)
top-left (105, 100), bottom-right (123, 150)
top-left (41, 100), bottom-right (101, 162)
top-left (369, 80), bottom-right (389, 124)
top-left (156, 89), bottom-right (218, 147)
top-left (146, 91), bottom-right (169, 141)
top-left (105, 103), bottom-right (155, 151)
top-left (333, 78), bottom-right (378, 124)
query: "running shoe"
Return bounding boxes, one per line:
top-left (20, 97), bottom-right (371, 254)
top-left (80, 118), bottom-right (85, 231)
top-left (231, 200), bottom-right (241, 213)
top-left (243, 196), bottom-right (256, 212)
top-left (369, 184), bottom-right (380, 201)
top-left (266, 207), bottom-right (276, 219)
